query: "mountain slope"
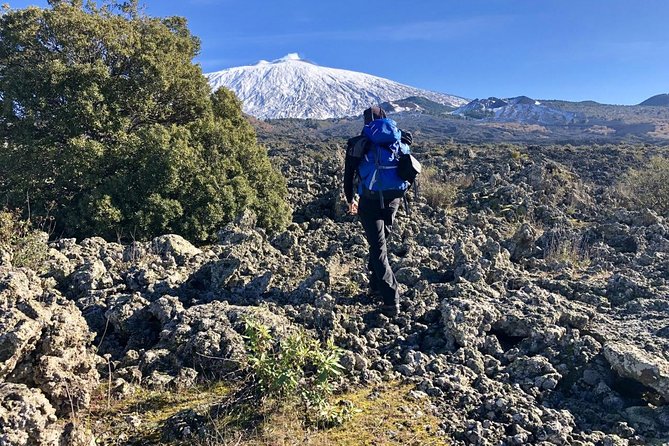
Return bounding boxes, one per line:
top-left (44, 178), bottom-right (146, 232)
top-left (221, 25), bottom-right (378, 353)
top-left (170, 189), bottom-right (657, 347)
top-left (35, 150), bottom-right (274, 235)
top-left (640, 94), bottom-right (669, 106)
top-left (453, 96), bottom-right (585, 125)
top-left (379, 96), bottom-right (456, 115)
top-left (205, 54), bottom-right (468, 120)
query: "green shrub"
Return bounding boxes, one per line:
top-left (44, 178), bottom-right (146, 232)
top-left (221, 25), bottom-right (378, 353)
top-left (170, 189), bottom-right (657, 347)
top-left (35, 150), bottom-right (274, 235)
top-left (618, 156), bottom-right (669, 216)
top-left (0, 2), bottom-right (290, 242)
top-left (420, 166), bottom-right (458, 209)
top-left (243, 318), bottom-right (352, 427)
top-left (0, 209), bottom-right (49, 271)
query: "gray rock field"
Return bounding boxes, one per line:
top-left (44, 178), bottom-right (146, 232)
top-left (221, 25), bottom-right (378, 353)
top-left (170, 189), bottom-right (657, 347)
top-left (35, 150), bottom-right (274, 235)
top-left (1, 143), bottom-right (669, 445)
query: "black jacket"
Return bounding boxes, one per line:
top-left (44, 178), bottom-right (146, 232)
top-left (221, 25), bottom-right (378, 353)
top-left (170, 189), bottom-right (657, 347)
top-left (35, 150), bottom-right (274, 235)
top-left (343, 135), bottom-right (366, 204)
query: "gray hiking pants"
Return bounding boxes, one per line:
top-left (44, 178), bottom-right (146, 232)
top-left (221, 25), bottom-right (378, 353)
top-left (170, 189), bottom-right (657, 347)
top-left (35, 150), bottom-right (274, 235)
top-left (358, 196), bottom-right (401, 306)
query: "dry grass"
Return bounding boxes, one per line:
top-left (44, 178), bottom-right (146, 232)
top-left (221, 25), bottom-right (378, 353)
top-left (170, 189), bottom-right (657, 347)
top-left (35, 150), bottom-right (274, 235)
top-left (87, 382), bottom-right (448, 446)
top-left (488, 122), bottom-right (549, 134)
top-left (585, 125), bottom-right (616, 136)
top-left (86, 382), bottom-right (230, 444)
top-left (207, 383), bottom-right (448, 446)
top-left (617, 156), bottom-right (669, 216)
top-left (543, 232), bottom-right (591, 270)
top-left (420, 167), bottom-right (459, 210)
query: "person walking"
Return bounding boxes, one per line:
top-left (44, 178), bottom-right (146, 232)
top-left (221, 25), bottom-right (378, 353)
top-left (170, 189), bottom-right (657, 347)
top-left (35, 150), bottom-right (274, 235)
top-left (343, 106), bottom-right (413, 317)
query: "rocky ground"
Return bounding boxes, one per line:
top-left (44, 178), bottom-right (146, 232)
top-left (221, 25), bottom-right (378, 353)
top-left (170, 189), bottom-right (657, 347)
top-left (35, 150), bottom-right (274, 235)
top-left (2, 142), bottom-right (669, 445)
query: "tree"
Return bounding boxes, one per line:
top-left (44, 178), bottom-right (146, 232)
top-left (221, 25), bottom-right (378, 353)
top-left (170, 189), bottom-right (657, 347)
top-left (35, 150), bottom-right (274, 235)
top-left (0, 1), bottom-right (290, 242)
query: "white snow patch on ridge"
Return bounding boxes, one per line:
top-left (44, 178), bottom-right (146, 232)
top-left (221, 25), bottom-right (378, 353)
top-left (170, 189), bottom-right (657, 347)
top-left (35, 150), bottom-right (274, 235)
top-left (205, 54), bottom-right (468, 120)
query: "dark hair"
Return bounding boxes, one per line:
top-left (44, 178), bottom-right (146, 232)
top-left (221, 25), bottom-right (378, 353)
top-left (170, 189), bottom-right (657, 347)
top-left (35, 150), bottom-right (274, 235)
top-left (363, 106), bottom-right (386, 124)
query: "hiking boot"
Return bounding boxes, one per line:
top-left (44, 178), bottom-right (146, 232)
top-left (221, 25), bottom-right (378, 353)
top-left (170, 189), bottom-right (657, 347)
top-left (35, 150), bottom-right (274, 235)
top-left (368, 275), bottom-right (382, 299)
top-left (380, 301), bottom-right (400, 318)
top-left (368, 285), bottom-right (382, 299)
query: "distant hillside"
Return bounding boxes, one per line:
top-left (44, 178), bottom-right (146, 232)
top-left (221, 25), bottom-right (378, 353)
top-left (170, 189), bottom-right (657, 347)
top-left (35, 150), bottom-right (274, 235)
top-left (639, 94), bottom-right (669, 106)
top-left (379, 96), bottom-right (455, 116)
top-left (255, 104), bottom-right (669, 146)
top-left (452, 96), bottom-right (585, 125)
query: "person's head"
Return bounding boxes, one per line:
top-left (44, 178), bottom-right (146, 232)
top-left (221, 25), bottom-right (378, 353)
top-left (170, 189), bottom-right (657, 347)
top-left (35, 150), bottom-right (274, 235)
top-left (363, 105), bottom-right (386, 124)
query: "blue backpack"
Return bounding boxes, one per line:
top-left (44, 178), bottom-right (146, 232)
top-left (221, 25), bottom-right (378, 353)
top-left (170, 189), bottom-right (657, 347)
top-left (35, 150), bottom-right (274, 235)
top-left (357, 118), bottom-right (411, 204)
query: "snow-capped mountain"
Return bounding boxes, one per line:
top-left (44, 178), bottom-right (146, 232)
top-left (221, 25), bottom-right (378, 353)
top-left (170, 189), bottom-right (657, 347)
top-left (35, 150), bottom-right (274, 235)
top-left (453, 96), bottom-right (585, 125)
top-left (206, 53), bottom-right (468, 120)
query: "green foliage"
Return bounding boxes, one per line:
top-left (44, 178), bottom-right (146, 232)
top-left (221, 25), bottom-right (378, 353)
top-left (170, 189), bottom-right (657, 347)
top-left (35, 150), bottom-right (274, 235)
top-left (619, 156), bottom-right (669, 217)
top-left (243, 318), bottom-right (352, 427)
top-left (0, 1), bottom-right (290, 242)
top-left (0, 209), bottom-right (49, 270)
top-left (509, 147), bottom-right (527, 161)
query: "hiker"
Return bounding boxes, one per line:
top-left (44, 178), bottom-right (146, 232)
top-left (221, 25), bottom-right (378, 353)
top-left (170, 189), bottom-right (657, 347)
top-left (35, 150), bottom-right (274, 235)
top-left (343, 106), bottom-right (415, 317)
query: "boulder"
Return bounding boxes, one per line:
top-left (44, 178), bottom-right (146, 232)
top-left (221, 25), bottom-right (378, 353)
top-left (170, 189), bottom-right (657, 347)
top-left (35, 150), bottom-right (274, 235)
top-left (151, 234), bottom-right (202, 265)
top-left (0, 267), bottom-right (99, 415)
top-left (0, 383), bottom-right (60, 446)
top-left (604, 342), bottom-right (669, 402)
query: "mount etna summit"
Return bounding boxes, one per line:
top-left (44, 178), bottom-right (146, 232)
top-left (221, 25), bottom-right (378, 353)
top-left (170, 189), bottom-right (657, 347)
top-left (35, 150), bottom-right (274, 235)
top-left (206, 53), bottom-right (468, 120)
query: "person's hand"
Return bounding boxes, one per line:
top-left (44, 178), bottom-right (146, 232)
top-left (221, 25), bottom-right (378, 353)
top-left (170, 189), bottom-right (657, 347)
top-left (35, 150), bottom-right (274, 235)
top-left (401, 130), bottom-right (413, 145)
top-left (348, 200), bottom-right (358, 215)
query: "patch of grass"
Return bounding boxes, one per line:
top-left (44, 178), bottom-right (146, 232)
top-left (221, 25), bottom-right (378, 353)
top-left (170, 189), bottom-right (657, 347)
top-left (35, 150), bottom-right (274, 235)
top-left (206, 382), bottom-right (448, 446)
top-left (86, 381), bottom-right (448, 446)
top-left (617, 156), bottom-right (669, 216)
top-left (508, 146), bottom-right (529, 161)
top-left (420, 167), bottom-right (458, 210)
top-left (86, 382), bottom-right (230, 445)
top-left (544, 232), bottom-right (591, 270)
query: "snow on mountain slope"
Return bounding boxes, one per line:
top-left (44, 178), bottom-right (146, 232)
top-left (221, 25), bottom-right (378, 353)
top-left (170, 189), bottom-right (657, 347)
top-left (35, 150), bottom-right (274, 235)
top-left (206, 54), bottom-right (468, 120)
top-left (453, 96), bottom-right (585, 125)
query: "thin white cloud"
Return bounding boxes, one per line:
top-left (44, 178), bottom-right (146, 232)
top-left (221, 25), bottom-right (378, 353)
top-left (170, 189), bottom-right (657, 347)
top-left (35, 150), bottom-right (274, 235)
top-left (216, 15), bottom-right (514, 45)
top-left (188, 0), bottom-right (229, 5)
top-left (532, 40), bottom-right (669, 65)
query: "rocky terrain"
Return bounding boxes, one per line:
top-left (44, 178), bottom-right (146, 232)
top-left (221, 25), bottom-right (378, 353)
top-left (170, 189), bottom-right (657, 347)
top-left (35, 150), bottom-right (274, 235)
top-left (2, 141), bottom-right (669, 445)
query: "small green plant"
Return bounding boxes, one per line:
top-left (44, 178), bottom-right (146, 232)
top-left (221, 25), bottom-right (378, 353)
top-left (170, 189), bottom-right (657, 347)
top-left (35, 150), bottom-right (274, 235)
top-left (509, 147), bottom-right (527, 160)
top-left (0, 209), bottom-right (48, 271)
top-left (618, 156), bottom-right (669, 216)
top-left (243, 318), bottom-right (351, 427)
top-left (420, 166), bottom-right (458, 209)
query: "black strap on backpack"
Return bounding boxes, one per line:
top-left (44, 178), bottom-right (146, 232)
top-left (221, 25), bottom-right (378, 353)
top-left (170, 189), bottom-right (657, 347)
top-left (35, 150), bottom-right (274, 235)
top-left (402, 176), bottom-right (420, 216)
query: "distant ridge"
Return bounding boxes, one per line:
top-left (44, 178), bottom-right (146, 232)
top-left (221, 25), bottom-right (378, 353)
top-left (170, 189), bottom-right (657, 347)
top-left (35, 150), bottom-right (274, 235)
top-left (379, 96), bottom-right (455, 115)
top-left (639, 94), bottom-right (669, 106)
top-left (205, 54), bottom-right (467, 119)
top-left (452, 96), bottom-right (584, 125)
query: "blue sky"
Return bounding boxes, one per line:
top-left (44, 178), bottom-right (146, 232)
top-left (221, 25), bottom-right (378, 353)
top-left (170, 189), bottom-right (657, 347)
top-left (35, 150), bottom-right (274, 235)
top-left (8, 0), bottom-right (669, 104)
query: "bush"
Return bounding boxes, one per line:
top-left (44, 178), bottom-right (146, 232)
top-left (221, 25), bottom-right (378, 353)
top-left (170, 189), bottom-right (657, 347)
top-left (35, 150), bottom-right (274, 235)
top-left (618, 156), bottom-right (669, 216)
top-left (420, 166), bottom-right (458, 209)
top-left (0, 2), bottom-right (290, 242)
top-left (243, 318), bottom-right (352, 427)
top-left (0, 209), bottom-right (49, 271)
